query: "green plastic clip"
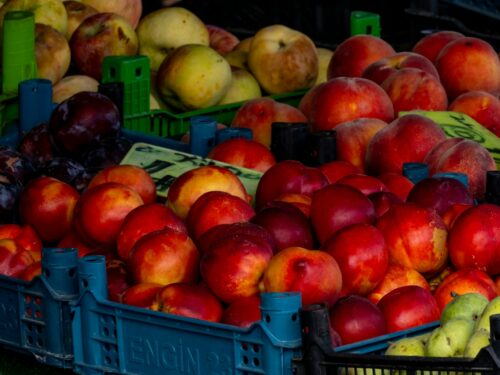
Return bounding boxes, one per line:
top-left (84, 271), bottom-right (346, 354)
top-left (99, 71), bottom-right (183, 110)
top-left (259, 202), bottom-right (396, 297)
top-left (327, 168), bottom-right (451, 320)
top-left (350, 11), bottom-right (381, 37)
top-left (101, 55), bottom-right (151, 133)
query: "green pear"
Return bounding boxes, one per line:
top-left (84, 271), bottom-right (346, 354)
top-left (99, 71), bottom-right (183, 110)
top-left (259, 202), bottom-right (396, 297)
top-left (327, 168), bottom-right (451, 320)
top-left (475, 296), bottom-right (500, 333)
top-left (426, 318), bottom-right (475, 357)
top-left (440, 292), bottom-right (489, 325)
top-left (386, 333), bottom-right (430, 356)
top-left (464, 328), bottom-right (490, 358)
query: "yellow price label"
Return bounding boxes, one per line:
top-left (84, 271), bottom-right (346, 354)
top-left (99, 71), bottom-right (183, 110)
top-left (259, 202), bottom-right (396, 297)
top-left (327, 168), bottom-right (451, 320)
top-left (400, 110), bottom-right (500, 169)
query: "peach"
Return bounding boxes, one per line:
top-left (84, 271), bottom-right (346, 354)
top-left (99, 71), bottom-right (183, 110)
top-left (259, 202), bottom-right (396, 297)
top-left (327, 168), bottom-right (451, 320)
top-left (57, 228), bottom-right (96, 258)
top-left (376, 172), bottom-right (414, 201)
top-left (367, 264), bottom-right (430, 304)
top-left (435, 37), bottom-right (500, 100)
top-left (376, 202), bottom-right (448, 276)
top-left (74, 182), bottom-right (144, 246)
top-left (334, 118), bottom-right (388, 172)
top-left (368, 191), bottom-right (403, 218)
top-left (230, 97), bottom-right (308, 148)
top-left (116, 203), bottom-right (187, 261)
top-left (166, 165), bottom-right (251, 220)
top-left (206, 24), bottom-right (240, 56)
top-left (318, 160), bottom-right (363, 184)
top-left (448, 90), bottom-right (500, 137)
top-left (0, 224), bottom-right (42, 262)
top-left (307, 77), bottom-right (394, 133)
top-left (122, 282), bottom-right (163, 309)
top-left (335, 174), bottom-right (389, 196)
top-left (87, 164), bottom-right (157, 205)
top-left (327, 34), bottom-right (395, 78)
top-left (186, 191), bottom-right (255, 243)
top-left (19, 176), bottom-right (80, 243)
top-left (207, 137), bottom-right (276, 173)
top-left (273, 193), bottom-right (312, 217)
top-left (412, 30), bottom-right (464, 64)
top-left (128, 227), bottom-right (200, 285)
top-left (441, 203), bottom-right (474, 230)
top-left (365, 114), bottom-right (447, 175)
top-left (261, 246), bottom-right (343, 308)
top-left (381, 68), bottom-right (448, 114)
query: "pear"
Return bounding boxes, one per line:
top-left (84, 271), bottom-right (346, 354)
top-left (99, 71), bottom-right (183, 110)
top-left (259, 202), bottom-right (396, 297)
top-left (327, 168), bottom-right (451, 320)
top-left (475, 296), bottom-right (500, 333)
top-left (464, 328), bottom-right (490, 358)
top-left (440, 292), bottom-right (489, 325)
top-left (426, 318), bottom-right (474, 357)
top-left (386, 333), bottom-right (430, 356)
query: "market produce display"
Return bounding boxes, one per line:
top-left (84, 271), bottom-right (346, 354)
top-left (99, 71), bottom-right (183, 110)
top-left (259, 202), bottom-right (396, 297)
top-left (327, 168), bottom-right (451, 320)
top-left (0, 0), bottom-right (498, 374)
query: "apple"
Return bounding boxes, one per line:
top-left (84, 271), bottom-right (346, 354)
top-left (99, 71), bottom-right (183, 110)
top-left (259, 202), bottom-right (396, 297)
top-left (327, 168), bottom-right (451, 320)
top-left (255, 160), bottom-right (328, 210)
top-left (137, 7), bottom-right (209, 72)
top-left (35, 23), bottom-right (70, 84)
top-left (315, 47), bottom-right (334, 85)
top-left (448, 90), bottom-right (500, 137)
top-left (365, 114), bottom-right (447, 175)
top-left (70, 12), bottom-right (138, 80)
top-left (334, 118), bottom-right (388, 173)
top-left (368, 191), bottom-right (403, 218)
top-left (250, 201), bottom-right (314, 252)
top-left (435, 37), bottom-right (500, 100)
top-left (318, 160), bottom-right (363, 184)
top-left (116, 203), bottom-right (187, 261)
top-left (335, 174), bottom-right (389, 196)
top-left (362, 51), bottom-right (439, 85)
top-left (0, 0), bottom-right (68, 35)
top-left (207, 137), bottom-right (276, 173)
top-left (0, 239), bottom-right (35, 278)
top-left (376, 172), bottom-right (414, 201)
top-left (221, 295), bottom-right (261, 328)
top-left (79, 0), bottom-right (142, 28)
top-left (406, 176), bottom-right (474, 216)
top-left (367, 264), bottom-right (430, 304)
top-left (306, 77), bottom-right (395, 133)
top-left (247, 24), bottom-right (318, 94)
top-left (448, 203), bottom-right (500, 276)
top-left (151, 282), bottom-right (223, 323)
top-left (433, 268), bottom-right (498, 311)
top-left (87, 164), bottom-right (157, 205)
top-left (52, 75), bottom-right (99, 104)
top-left (230, 97), bottom-right (308, 148)
top-left (128, 227), bottom-right (200, 285)
top-left (166, 165), bottom-right (251, 220)
top-left (310, 184), bottom-right (376, 245)
top-left (261, 246), bottom-right (342, 308)
top-left (375, 202), bottom-right (448, 277)
top-left (412, 30), bottom-right (465, 64)
top-left (424, 137), bottom-right (497, 200)
top-left (48, 91), bottom-right (122, 159)
top-left (327, 34), bottom-right (395, 79)
top-left (377, 285), bottom-right (440, 333)
top-left (200, 233), bottom-right (273, 304)
top-left (63, 0), bottom-right (98, 40)
top-left (206, 24), bottom-right (240, 56)
top-left (217, 67), bottom-right (262, 105)
top-left (322, 223), bottom-right (388, 296)
top-left (329, 295), bottom-right (387, 345)
top-left (122, 282), bottom-right (163, 309)
top-left (381, 68), bottom-right (448, 114)
top-left (18, 176), bottom-right (80, 244)
top-left (156, 44), bottom-right (232, 111)
top-left (74, 182), bottom-right (144, 246)
top-left (186, 191), bottom-right (255, 243)
top-left (224, 49), bottom-right (249, 70)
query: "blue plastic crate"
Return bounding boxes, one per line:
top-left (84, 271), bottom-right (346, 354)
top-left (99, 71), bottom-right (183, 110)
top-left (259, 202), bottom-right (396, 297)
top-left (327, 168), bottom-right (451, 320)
top-left (71, 255), bottom-right (303, 375)
top-left (0, 247), bottom-right (78, 368)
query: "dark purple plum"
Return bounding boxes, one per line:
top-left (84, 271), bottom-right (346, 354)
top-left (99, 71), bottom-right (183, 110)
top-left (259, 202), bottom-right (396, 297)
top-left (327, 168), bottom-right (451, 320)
top-left (0, 146), bottom-right (36, 185)
top-left (18, 123), bottom-right (57, 166)
top-left (39, 157), bottom-right (92, 192)
top-left (80, 136), bottom-right (133, 174)
top-left (48, 91), bottom-right (121, 158)
top-left (0, 172), bottom-right (23, 223)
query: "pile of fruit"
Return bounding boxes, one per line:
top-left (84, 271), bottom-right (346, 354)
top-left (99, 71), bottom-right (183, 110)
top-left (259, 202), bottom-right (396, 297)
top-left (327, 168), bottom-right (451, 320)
top-left (0, 0), bottom-right (498, 360)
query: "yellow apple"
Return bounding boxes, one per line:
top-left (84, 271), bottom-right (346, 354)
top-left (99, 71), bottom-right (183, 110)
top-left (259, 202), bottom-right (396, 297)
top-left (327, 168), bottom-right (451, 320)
top-left (0, 0), bottom-right (68, 35)
top-left (315, 47), bottom-right (334, 85)
top-left (79, 0), bottom-right (142, 28)
top-left (248, 24), bottom-right (319, 95)
top-left (218, 67), bottom-right (262, 105)
top-left (137, 7), bottom-right (209, 72)
top-left (35, 23), bottom-right (71, 84)
top-left (224, 49), bottom-right (249, 70)
top-left (156, 44), bottom-right (232, 111)
top-left (63, 0), bottom-right (98, 40)
top-left (52, 74), bottom-right (99, 103)
top-left (234, 37), bottom-right (253, 53)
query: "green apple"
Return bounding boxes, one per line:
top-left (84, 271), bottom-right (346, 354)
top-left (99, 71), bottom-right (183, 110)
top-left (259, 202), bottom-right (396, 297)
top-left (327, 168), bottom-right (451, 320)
top-left (475, 296), bottom-right (500, 333)
top-left (440, 292), bottom-right (489, 325)
top-left (156, 44), bottom-right (232, 111)
top-left (0, 0), bottom-right (68, 35)
top-left (137, 7), bottom-right (209, 72)
top-left (426, 318), bottom-right (474, 357)
top-left (464, 328), bottom-right (490, 358)
top-left (217, 67), bottom-right (261, 105)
